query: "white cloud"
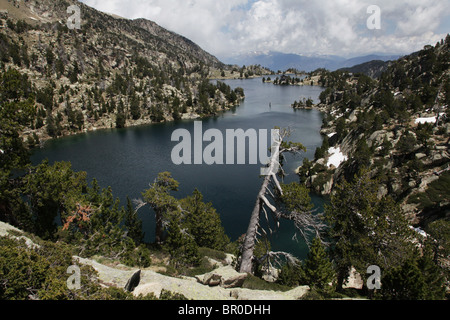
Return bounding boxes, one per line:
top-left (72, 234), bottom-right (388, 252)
top-left (396, 2), bottom-right (448, 36)
top-left (81, 0), bottom-right (248, 56)
top-left (80, 0), bottom-right (450, 58)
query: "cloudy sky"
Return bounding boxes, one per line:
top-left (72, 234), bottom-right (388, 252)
top-left (79, 0), bottom-right (450, 60)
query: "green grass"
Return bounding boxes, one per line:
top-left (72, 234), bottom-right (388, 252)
top-left (198, 247), bottom-right (227, 262)
top-left (159, 247), bottom-right (229, 277)
top-left (241, 274), bottom-right (292, 292)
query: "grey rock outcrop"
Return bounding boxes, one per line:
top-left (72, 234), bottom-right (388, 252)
top-left (195, 266), bottom-right (247, 289)
top-left (0, 220), bottom-right (311, 301)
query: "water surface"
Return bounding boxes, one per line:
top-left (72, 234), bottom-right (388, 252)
top-left (31, 78), bottom-right (325, 259)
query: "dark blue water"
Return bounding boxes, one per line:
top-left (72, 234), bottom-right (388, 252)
top-left (31, 78), bottom-right (325, 260)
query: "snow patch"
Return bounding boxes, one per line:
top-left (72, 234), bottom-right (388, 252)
top-left (327, 147), bottom-right (347, 168)
top-left (415, 113), bottom-right (446, 124)
top-left (415, 116), bottom-right (436, 124)
top-left (410, 226), bottom-right (428, 238)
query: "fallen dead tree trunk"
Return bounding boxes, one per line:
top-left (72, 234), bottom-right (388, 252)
top-left (239, 128), bottom-right (326, 274)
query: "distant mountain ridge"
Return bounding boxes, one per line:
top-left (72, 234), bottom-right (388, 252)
top-left (224, 51), bottom-right (400, 73)
top-left (338, 60), bottom-right (393, 79)
top-left (132, 18), bottom-right (223, 68)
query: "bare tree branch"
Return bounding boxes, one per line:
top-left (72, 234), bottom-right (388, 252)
top-left (239, 127), bottom-right (322, 274)
top-left (132, 198), bottom-right (146, 213)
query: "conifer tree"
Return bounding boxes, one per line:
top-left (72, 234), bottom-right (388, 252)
top-left (164, 212), bottom-right (200, 268)
top-left (180, 189), bottom-right (229, 250)
top-left (130, 94), bottom-right (141, 120)
top-left (125, 197), bottom-right (144, 246)
top-left (142, 172), bottom-right (180, 245)
top-left (381, 256), bottom-right (426, 300)
top-left (417, 247), bottom-right (447, 300)
top-left (325, 171), bottom-right (415, 291)
top-left (24, 161), bottom-right (87, 240)
top-left (301, 237), bottom-right (335, 292)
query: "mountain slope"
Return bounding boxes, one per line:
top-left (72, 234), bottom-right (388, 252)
top-left (0, 0), bottom-right (223, 68)
top-left (338, 60), bottom-right (392, 79)
top-left (297, 36), bottom-right (450, 228)
top-left (0, 0), bottom-right (243, 144)
top-left (132, 18), bottom-right (223, 68)
top-left (337, 54), bottom-right (399, 69)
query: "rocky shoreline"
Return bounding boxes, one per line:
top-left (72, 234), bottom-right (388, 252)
top-left (24, 96), bottom-right (245, 148)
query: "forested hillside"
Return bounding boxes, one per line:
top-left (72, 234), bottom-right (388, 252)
top-left (294, 37), bottom-right (450, 297)
top-left (299, 36), bottom-right (449, 224)
top-left (0, 0), bottom-right (244, 144)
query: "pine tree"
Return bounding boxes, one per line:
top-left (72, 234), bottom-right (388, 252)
top-left (115, 112), bottom-right (126, 128)
top-left (278, 182), bottom-right (314, 213)
top-left (302, 237), bottom-right (335, 291)
top-left (381, 255), bottom-right (426, 300)
top-left (124, 197), bottom-right (144, 246)
top-left (325, 171), bottom-right (415, 291)
top-left (45, 47), bottom-right (55, 71)
top-left (46, 114), bottom-right (57, 138)
top-left (180, 189), bottom-right (229, 250)
top-left (397, 131), bottom-right (417, 154)
top-left (129, 95), bottom-right (141, 120)
top-left (417, 245), bottom-right (447, 300)
top-left (426, 219), bottom-right (450, 263)
top-left (23, 161), bottom-right (88, 240)
top-left (75, 110), bottom-right (84, 130)
top-left (142, 172), bottom-right (180, 244)
top-left (69, 62), bottom-right (80, 84)
top-left (164, 212), bottom-right (200, 268)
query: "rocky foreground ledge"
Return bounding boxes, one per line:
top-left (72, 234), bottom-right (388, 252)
top-left (1, 221), bottom-right (309, 300)
top-left (74, 256), bottom-right (310, 300)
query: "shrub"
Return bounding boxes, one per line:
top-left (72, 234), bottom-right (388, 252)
top-left (397, 131), bottom-right (417, 154)
top-left (0, 237), bottom-right (50, 300)
top-left (121, 244), bottom-right (152, 268)
top-left (0, 236), bottom-right (99, 300)
top-left (278, 263), bottom-right (303, 287)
